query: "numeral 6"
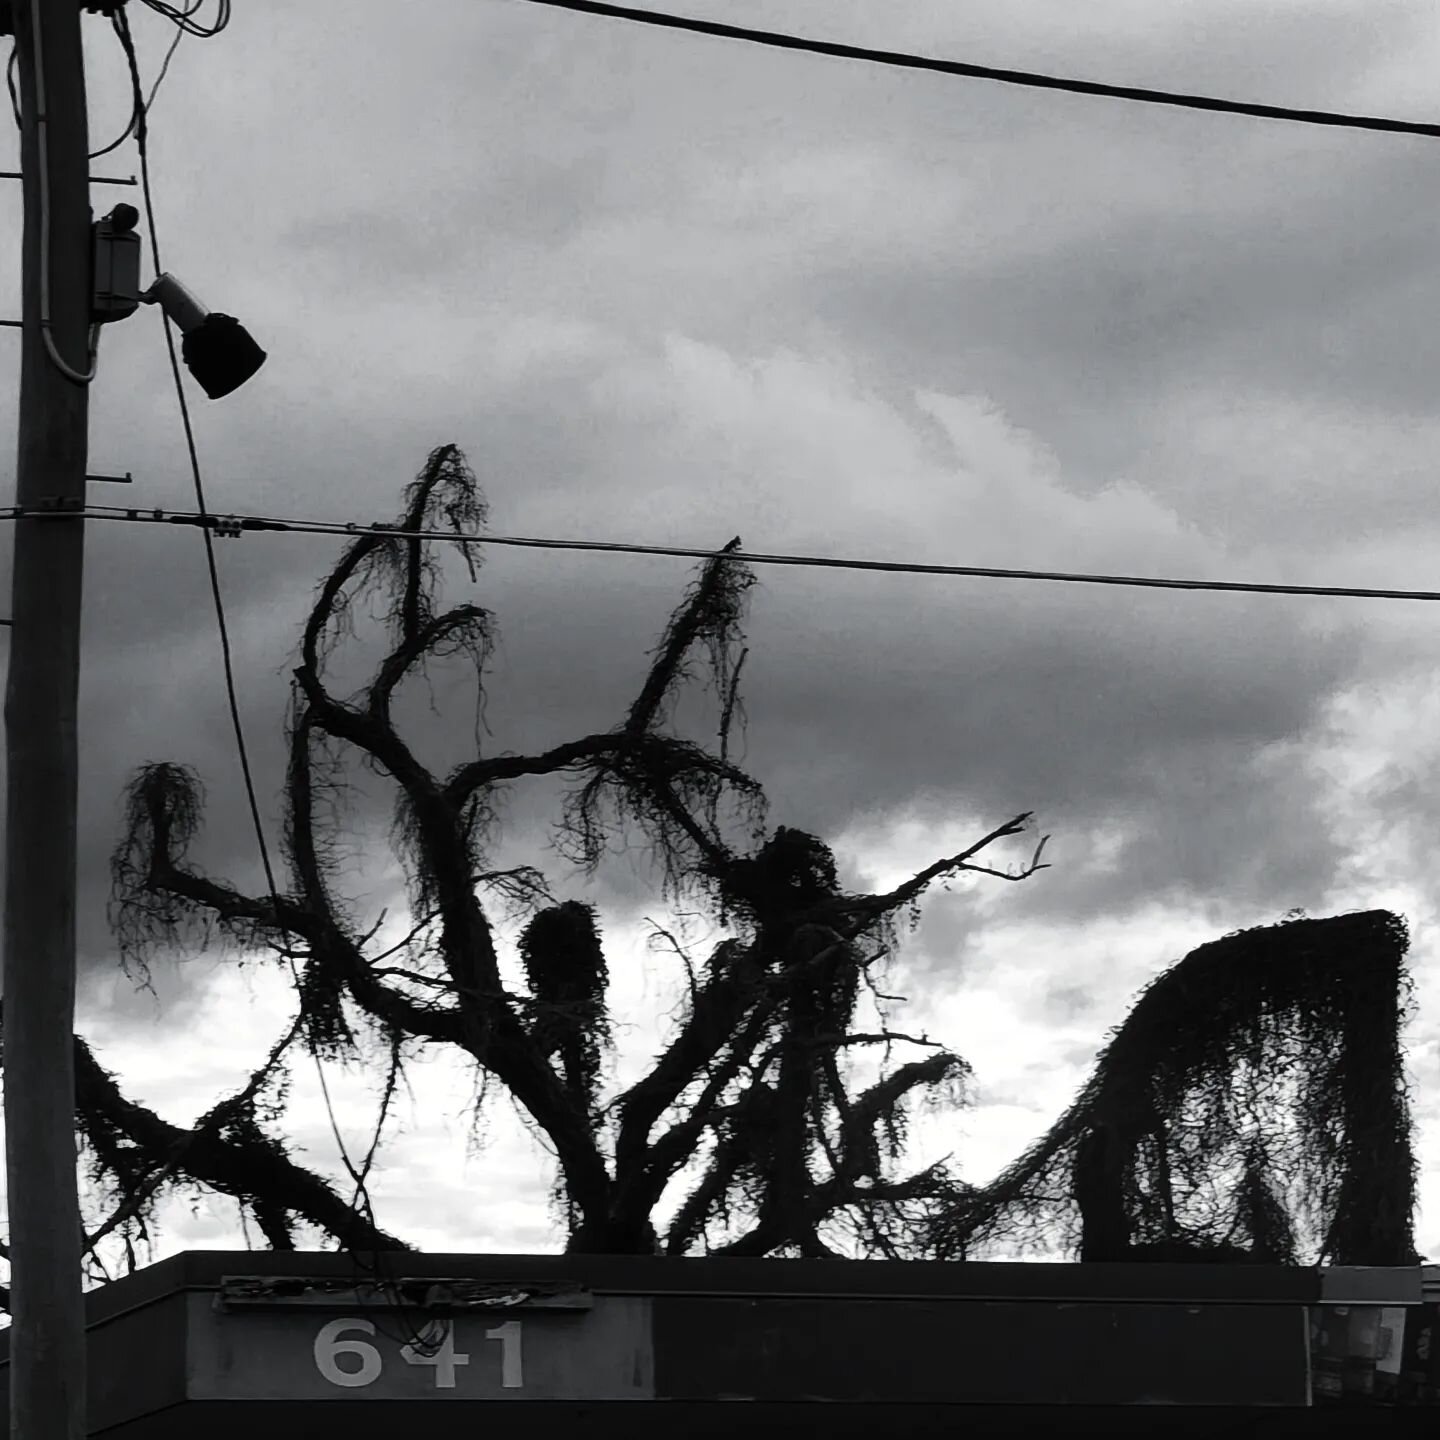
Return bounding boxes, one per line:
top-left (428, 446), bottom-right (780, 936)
top-left (314, 1318), bottom-right (383, 1388)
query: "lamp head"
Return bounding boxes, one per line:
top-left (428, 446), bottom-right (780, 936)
top-left (140, 273), bottom-right (267, 399)
top-left (181, 314), bottom-right (267, 400)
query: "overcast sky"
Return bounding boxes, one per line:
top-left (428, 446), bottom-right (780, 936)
top-left (5, 0), bottom-right (1440, 1263)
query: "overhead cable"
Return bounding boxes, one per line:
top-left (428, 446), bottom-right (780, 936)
top-left (139, 0), bottom-right (231, 40)
top-left (505, 0), bottom-right (1440, 139)
top-left (116, 20), bottom-right (435, 1332)
top-left (116, 7), bottom-right (282, 975)
top-left (116, 9), bottom-right (408, 1294)
top-left (20, 502), bottom-right (1440, 604)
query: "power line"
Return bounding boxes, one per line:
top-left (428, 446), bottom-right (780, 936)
top-left (139, 0), bottom-right (231, 40)
top-left (143, 19), bottom-right (186, 112)
top-left (86, 1), bottom-right (214, 160)
top-left (21, 501), bottom-right (1440, 605)
top-left (113, 11), bottom-right (413, 1300)
top-left (116, 24), bottom-right (436, 1343)
top-left (117, 8), bottom-right (294, 1031)
top-left (505, 0), bottom-right (1440, 140)
top-left (115, 11), bottom-right (278, 917)
top-left (137, 0), bottom-right (228, 111)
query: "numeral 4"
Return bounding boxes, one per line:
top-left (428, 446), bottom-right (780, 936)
top-left (401, 1320), bottom-right (470, 1389)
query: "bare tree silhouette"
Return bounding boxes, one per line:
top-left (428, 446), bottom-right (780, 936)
top-left (23, 447), bottom-right (1411, 1287)
top-left (927, 909), bottom-right (1417, 1267)
top-left (88, 444), bottom-right (1047, 1264)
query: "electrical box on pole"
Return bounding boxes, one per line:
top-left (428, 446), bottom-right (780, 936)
top-left (91, 202), bottom-right (140, 324)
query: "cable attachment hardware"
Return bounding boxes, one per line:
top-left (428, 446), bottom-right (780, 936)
top-left (30, 497), bottom-right (86, 514)
top-left (210, 516), bottom-right (243, 540)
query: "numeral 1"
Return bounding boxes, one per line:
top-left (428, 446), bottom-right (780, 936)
top-left (485, 1319), bottom-right (523, 1388)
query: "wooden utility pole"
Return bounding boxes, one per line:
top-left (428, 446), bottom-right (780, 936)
top-left (4, 0), bottom-right (92, 1436)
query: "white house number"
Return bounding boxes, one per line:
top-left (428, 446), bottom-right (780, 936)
top-left (313, 1317), bottom-right (523, 1390)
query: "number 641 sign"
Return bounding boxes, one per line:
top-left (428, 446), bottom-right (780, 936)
top-left (313, 1317), bottom-right (523, 1391)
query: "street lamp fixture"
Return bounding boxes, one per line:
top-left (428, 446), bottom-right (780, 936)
top-left (91, 202), bottom-right (267, 398)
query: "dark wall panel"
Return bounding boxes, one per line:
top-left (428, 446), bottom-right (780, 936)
top-left (0, 1291), bottom-right (187, 1437)
top-left (654, 1296), bottom-right (1310, 1406)
top-left (92, 1399), bottom-right (1440, 1440)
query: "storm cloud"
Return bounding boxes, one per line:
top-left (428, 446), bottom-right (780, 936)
top-left (5, 0), bottom-right (1440, 1255)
